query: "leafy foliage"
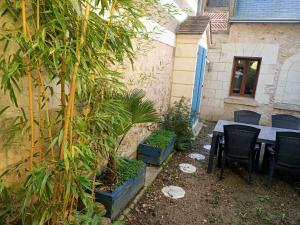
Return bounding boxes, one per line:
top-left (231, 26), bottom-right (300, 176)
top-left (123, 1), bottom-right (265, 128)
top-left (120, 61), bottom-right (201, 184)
top-left (162, 97), bottom-right (194, 150)
top-left (117, 89), bottom-right (160, 134)
top-left (116, 158), bottom-right (144, 186)
top-left (0, 0), bottom-right (170, 224)
top-left (145, 129), bottom-right (175, 150)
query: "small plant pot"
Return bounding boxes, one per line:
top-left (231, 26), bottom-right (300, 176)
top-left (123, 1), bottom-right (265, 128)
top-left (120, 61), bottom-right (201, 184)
top-left (138, 137), bottom-right (175, 166)
top-left (94, 162), bottom-right (146, 219)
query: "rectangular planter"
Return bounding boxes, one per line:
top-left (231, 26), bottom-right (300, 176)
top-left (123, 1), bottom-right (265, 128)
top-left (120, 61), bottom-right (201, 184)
top-left (138, 137), bottom-right (175, 166)
top-left (94, 162), bottom-right (146, 219)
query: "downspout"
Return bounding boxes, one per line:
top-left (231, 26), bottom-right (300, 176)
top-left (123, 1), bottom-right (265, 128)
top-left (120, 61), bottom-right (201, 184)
top-left (196, 0), bottom-right (201, 16)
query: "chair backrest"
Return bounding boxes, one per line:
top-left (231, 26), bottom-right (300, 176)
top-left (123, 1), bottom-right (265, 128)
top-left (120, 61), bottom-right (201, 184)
top-left (272, 114), bottom-right (300, 130)
top-left (224, 125), bottom-right (260, 160)
top-left (234, 110), bottom-right (261, 125)
top-left (275, 132), bottom-right (300, 169)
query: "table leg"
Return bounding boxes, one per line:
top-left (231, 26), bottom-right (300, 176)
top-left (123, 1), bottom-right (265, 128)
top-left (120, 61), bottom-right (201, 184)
top-left (207, 134), bottom-right (218, 173)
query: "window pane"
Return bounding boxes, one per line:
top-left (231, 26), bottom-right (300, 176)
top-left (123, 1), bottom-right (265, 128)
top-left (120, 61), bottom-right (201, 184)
top-left (244, 61), bottom-right (259, 95)
top-left (232, 59), bottom-right (246, 94)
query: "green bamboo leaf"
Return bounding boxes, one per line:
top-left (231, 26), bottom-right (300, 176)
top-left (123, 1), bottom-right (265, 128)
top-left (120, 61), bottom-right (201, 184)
top-left (58, 129), bottom-right (64, 146)
top-left (48, 136), bottom-right (58, 150)
top-left (0, 106), bottom-right (9, 116)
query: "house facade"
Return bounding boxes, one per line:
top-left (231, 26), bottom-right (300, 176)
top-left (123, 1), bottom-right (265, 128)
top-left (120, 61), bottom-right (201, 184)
top-left (200, 0), bottom-right (300, 124)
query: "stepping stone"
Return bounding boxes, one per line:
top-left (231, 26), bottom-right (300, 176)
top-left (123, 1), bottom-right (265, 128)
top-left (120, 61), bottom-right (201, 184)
top-left (161, 186), bottom-right (185, 199)
top-left (179, 163), bottom-right (197, 173)
top-left (189, 153), bottom-right (205, 160)
top-left (208, 134), bottom-right (213, 138)
top-left (203, 144), bottom-right (211, 151)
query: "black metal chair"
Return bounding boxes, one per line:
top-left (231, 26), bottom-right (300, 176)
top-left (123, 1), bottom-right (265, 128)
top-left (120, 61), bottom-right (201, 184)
top-left (218, 110), bottom-right (262, 169)
top-left (262, 114), bottom-right (300, 173)
top-left (220, 125), bottom-right (261, 184)
top-left (234, 110), bottom-right (261, 125)
top-left (266, 132), bottom-right (300, 186)
top-left (272, 114), bottom-right (300, 130)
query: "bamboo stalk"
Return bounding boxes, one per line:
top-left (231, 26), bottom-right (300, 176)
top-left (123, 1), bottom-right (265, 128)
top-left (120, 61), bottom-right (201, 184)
top-left (37, 72), bottom-right (43, 160)
top-left (22, 0), bottom-right (35, 170)
top-left (59, 0), bottom-right (92, 159)
top-left (61, 34), bottom-right (67, 126)
top-left (38, 73), bottom-right (54, 159)
top-left (36, 0), bottom-right (43, 160)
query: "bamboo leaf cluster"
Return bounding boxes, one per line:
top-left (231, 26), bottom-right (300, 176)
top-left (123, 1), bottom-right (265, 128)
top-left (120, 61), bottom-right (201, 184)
top-left (0, 0), bottom-right (167, 224)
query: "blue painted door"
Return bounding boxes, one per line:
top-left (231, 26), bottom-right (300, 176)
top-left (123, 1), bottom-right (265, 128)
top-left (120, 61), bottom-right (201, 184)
top-left (191, 46), bottom-right (207, 125)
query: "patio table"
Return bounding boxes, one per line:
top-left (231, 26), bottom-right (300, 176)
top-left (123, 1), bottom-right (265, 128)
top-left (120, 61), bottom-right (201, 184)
top-left (207, 120), bottom-right (300, 173)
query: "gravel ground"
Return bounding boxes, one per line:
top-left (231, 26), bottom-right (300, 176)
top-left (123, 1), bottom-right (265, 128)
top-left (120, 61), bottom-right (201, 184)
top-left (124, 121), bottom-right (300, 225)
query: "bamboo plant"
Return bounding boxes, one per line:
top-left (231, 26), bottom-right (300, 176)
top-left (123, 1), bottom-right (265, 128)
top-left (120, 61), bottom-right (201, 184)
top-left (0, 0), bottom-right (174, 224)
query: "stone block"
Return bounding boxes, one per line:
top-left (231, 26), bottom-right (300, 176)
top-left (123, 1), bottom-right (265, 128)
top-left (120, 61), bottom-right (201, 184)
top-left (211, 62), bottom-right (226, 72)
top-left (173, 57), bottom-right (197, 71)
top-left (222, 81), bottom-right (231, 90)
top-left (207, 72), bottom-right (218, 81)
top-left (202, 88), bottom-right (216, 98)
top-left (172, 71), bottom-right (195, 85)
top-left (224, 63), bottom-right (233, 72)
top-left (175, 44), bottom-right (198, 58)
top-left (215, 89), bottom-right (228, 99)
top-left (207, 52), bottom-right (220, 62)
top-left (171, 84), bottom-right (193, 99)
top-left (217, 72), bottom-right (231, 82)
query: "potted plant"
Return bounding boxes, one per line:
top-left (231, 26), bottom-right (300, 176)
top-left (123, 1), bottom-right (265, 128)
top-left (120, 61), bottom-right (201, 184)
top-left (91, 89), bottom-right (159, 219)
top-left (138, 129), bottom-right (176, 165)
top-left (94, 158), bottom-right (146, 219)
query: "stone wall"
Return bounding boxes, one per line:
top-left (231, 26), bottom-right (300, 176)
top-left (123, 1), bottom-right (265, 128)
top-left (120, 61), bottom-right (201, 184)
top-left (120, 39), bottom-right (175, 159)
top-left (200, 23), bottom-right (300, 125)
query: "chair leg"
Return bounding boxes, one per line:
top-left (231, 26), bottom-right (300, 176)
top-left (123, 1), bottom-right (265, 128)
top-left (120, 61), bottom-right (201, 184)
top-left (217, 146), bottom-right (223, 168)
top-left (255, 149), bottom-right (261, 171)
top-left (219, 155), bottom-right (226, 180)
top-left (267, 158), bottom-right (275, 187)
top-left (262, 144), bottom-right (271, 174)
top-left (248, 158), bottom-right (253, 184)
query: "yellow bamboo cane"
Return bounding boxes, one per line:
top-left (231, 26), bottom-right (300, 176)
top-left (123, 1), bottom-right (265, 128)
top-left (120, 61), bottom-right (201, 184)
top-left (22, 0), bottom-right (35, 170)
top-left (36, 0), bottom-right (44, 160)
top-left (59, 0), bottom-right (92, 160)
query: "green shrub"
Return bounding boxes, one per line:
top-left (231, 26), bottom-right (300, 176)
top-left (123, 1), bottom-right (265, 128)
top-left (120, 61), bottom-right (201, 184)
top-left (116, 158), bottom-right (144, 186)
top-left (145, 129), bottom-right (175, 150)
top-left (162, 97), bottom-right (193, 150)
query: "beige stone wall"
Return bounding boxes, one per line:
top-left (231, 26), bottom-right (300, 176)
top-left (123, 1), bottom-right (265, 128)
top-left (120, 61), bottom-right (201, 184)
top-left (119, 39), bottom-right (175, 159)
top-left (171, 34), bottom-right (201, 104)
top-left (201, 23), bottom-right (300, 125)
top-left (171, 25), bottom-right (210, 105)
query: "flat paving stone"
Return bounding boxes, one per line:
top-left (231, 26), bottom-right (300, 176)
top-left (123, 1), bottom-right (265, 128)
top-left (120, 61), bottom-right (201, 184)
top-left (189, 153), bottom-right (205, 160)
top-left (161, 186), bottom-right (185, 199)
top-left (203, 144), bottom-right (211, 151)
top-left (179, 163), bottom-right (197, 173)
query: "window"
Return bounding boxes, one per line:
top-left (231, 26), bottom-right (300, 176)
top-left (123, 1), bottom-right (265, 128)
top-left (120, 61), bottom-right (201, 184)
top-left (230, 57), bottom-right (261, 97)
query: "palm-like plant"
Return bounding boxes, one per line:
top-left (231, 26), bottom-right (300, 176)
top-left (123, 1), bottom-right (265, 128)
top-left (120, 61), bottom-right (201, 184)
top-left (102, 89), bottom-right (159, 187)
top-left (117, 89), bottom-right (159, 148)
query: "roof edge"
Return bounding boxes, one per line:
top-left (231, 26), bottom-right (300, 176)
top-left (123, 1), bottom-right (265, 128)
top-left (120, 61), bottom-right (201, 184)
top-left (229, 17), bottom-right (300, 23)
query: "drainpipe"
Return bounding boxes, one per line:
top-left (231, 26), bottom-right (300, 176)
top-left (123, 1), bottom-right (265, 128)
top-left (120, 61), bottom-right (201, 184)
top-left (196, 0), bottom-right (201, 16)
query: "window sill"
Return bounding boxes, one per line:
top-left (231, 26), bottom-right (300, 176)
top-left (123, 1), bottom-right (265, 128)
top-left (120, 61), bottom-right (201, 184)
top-left (273, 103), bottom-right (300, 112)
top-left (224, 96), bottom-right (258, 107)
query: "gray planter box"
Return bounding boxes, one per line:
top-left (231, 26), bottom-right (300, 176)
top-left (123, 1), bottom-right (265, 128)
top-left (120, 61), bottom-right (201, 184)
top-left (94, 162), bottom-right (146, 219)
top-left (138, 137), bottom-right (175, 166)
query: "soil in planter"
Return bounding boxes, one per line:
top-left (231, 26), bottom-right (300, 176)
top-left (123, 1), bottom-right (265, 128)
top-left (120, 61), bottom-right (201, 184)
top-left (145, 129), bottom-right (175, 150)
top-left (96, 158), bottom-right (144, 192)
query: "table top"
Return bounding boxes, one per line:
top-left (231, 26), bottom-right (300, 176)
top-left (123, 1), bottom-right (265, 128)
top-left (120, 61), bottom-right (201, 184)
top-left (213, 120), bottom-right (300, 144)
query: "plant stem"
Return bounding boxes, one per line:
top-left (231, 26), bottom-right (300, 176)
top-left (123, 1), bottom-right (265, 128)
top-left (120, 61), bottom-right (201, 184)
top-left (59, 0), bottom-right (92, 160)
top-left (38, 73), bottom-right (54, 159)
top-left (36, 0), bottom-right (43, 160)
top-left (22, 0), bottom-right (35, 170)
